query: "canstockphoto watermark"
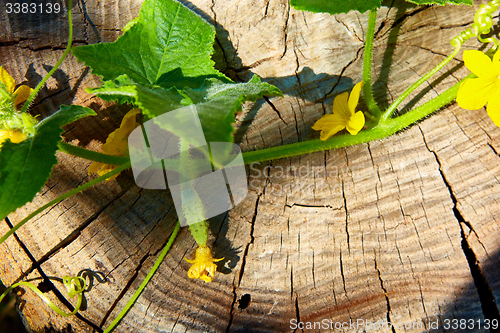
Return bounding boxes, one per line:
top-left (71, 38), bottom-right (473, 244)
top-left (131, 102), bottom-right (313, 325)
top-left (290, 318), bottom-right (427, 331)
top-left (290, 318), bottom-right (499, 331)
top-left (248, 161), bottom-right (359, 196)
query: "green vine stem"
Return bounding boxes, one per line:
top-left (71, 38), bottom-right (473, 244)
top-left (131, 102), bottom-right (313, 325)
top-left (103, 221), bottom-right (181, 333)
top-left (363, 8), bottom-right (382, 116)
top-left (58, 141), bottom-right (218, 170)
top-left (379, 46), bottom-right (461, 122)
top-left (20, 0), bottom-right (73, 114)
top-left (0, 161), bottom-right (131, 245)
top-left (58, 141), bottom-right (129, 165)
top-left (241, 75), bottom-right (471, 165)
top-left (58, 71), bottom-right (468, 170)
top-left (0, 276), bottom-right (86, 317)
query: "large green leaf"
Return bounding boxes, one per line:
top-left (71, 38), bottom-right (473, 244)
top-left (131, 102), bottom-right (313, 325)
top-left (290, 0), bottom-right (382, 14)
top-left (0, 105), bottom-right (95, 221)
top-left (71, 0), bottom-right (230, 89)
top-left (88, 75), bottom-right (282, 144)
top-left (76, 0), bottom-right (282, 154)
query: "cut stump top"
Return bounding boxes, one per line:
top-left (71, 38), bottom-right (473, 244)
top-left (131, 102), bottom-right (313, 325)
top-left (1, 0), bottom-right (500, 332)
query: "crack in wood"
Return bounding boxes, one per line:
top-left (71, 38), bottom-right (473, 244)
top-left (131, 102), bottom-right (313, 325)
top-left (225, 164), bottom-right (271, 333)
top-left (460, 222), bottom-right (500, 322)
top-left (374, 253), bottom-right (396, 333)
top-left (289, 101), bottom-right (302, 140)
top-left (311, 250), bottom-right (316, 289)
top-left (338, 246), bottom-right (348, 301)
top-left (418, 126), bottom-right (500, 323)
top-left (293, 293), bottom-right (302, 333)
top-left (264, 96), bottom-right (287, 125)
top-left (322, 46), bottom-right (363, 102)
top-left (210, 0), bottom-right (217, 25)
top-left (264, 0), bottom-right (270, 18)
top-left (335, 17), bottom-right (363, 44)
top-left (285, 202), bottom-right (342, 209)
top-left (341, 179), bottom-right (350, 255)
top-left (0, 39), bottom-right (69, 51)
top-left (280, 1), bottom-right (291, 60)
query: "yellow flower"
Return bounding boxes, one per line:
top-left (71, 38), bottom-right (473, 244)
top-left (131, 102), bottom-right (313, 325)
top-left (0, 66), bottom-right (33, 105)
top-left (88, 108), bottom-right (140, 180)
top-left (0, 129), bottom-right (27, 146)
top-left (312, 81), bottom-right (365, 140)
top-left (456, 49), bottom-right (500, 126)
top-left (184, 245), bottom-right (223, 283)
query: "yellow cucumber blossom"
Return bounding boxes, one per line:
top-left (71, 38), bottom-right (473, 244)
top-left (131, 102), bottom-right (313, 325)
top-left (456, 49), bottom-right (500, 126)
top-left (88, 108), bottom-right (141, 180)
top-left (0, 66), bottom-right (33, 105)
top-left (0, 129), bottom-right (27, 146)
top-left (0, 67), bottom-right (34, 145)
top-left (184, 245), bottom-right (223, 283)
top-left (312, 81), bottom-right (365, 140)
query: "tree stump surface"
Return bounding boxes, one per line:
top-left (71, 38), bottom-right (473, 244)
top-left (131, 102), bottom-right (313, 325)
top-left (1, 0), bottom-right (500, 332)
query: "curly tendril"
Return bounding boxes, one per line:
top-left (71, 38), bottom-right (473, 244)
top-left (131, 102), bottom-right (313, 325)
top-left (451, 0), bottom-right (500, 48)
top-left (0, 275), bottom-right (87, 317)
top-left (63, 276), bottom-right (87, 298)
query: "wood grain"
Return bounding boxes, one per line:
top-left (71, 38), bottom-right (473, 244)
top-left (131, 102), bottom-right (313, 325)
top-left (1, 0), bottom-right (499, 332)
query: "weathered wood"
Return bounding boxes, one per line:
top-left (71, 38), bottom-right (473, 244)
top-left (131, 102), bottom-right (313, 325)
top-left (1, 0), bottom-right (499, 332)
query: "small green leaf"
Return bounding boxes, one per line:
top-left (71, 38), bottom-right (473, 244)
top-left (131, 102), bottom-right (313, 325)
top-left (71, 0), bottom-right (230, 89)
top-left (405, 0), bottom-right (472, 4)
top-left (290, 0), bottom-right (382, 15)
top-left (0, 105), bottom-right (95, 221)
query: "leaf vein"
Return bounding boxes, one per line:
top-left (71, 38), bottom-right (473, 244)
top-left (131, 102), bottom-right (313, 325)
top-left (156, 2), bottom-right (182, 83)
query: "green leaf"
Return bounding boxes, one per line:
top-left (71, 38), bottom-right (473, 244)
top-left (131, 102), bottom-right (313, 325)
top-left (0, 105), bottom-right (95, 221)
top-left (290, 0), bottom-right (382, 15)
top-left (71, 0), bottom-right (230, 89)
top-left (405, 0), bottom-right (472, 4)
top-left (76, 0), bottom-right (282, 155)
top-left (89, 74), bottom-right (282, 145)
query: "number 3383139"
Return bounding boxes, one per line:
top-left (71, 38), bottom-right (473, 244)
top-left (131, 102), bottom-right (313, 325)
top-left (5, 3), bottom-right (61, 14)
